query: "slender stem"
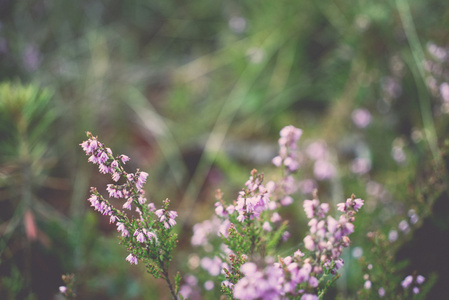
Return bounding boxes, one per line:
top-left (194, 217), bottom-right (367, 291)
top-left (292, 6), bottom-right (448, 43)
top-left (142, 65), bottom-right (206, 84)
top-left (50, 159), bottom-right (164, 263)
top-left (160, 259), bottom-right (178, 300)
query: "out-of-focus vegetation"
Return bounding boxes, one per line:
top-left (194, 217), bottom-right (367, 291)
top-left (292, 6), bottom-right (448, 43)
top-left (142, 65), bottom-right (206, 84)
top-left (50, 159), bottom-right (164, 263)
top-left (0, 0), bottom-right (448, 299)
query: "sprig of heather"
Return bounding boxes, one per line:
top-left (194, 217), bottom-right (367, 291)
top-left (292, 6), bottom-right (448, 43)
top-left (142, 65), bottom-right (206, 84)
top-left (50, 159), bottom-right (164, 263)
top-left (181, 126), bottom-right (365, 300)
top-left (358, 230), bottom-right (430, 299)
top-left (80, 132), bottom-right (180, 300)
top-left (231, 193), bottom-right (364, 300)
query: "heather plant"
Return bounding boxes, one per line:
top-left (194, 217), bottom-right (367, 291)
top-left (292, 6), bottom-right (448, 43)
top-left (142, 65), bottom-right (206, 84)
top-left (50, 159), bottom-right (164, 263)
top-left (80, 126), bottom-right (366, 299)
top-left (80, 132), bottom-right (181, 299)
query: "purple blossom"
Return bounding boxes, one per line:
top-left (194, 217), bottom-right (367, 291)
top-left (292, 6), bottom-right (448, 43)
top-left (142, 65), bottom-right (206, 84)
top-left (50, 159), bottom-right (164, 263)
top-left (401, 275), bottom-right (413, 288)
top-left (233, 263), bottom-right (283, 300)
top-left (134, 229), bottom-right (146, 243)
top-left (262, 221), bottom-right (272, 232)
top-left (136, 171), bottom-right (149, 190)
top-left (98, 164), bottom-right (110, 174)
top-left (351, 108), bottom-right (372, 128)
top-left (300, 294), bottom-right (318, 300)
top-left (313, 160), bottom-right (336, 180)
top-left (272, 156), bottom-right (282, 167)
top-left (155, 208), bottom-right (177, 229)
top-left (143, 228), bottom-right (156, 241)
top-left (126, 253), bottom-right (138, 265)
top-left (116, 222), bottom-right (129, 237)
top-left (201, 256), bottom-right (223, 276)
top-left (109, 215), bottom-right (117, 223)
top-left (120, 155), bottom-right (130, 164)
top-left (147, 203), bottom-right (156, 211)
top-left (138, 196), bottom-right (146, 205)
top-left (416, 275), bottom-right (425, 284)
top-left (272, 126), bottom-right (302, 174)
top-left (112, 172), bottom-right (120, 182)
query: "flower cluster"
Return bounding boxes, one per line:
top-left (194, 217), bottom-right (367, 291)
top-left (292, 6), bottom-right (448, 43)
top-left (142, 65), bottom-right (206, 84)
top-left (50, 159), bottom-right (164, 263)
top-left (401, 274), bottom-right (425, 295)
top-left (179, 126), bottom-right (365, 300)
top-left (272, 125), bottom-right (302, 172)
top-left (80, 132), bottom-right (179, 299)
top-left (230, 194), bottom-right (363, 299)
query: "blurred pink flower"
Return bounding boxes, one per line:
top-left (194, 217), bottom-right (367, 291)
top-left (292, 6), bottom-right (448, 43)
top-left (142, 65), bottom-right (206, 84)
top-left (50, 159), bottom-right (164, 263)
top-left (351, 108), bottom-right (372, 128)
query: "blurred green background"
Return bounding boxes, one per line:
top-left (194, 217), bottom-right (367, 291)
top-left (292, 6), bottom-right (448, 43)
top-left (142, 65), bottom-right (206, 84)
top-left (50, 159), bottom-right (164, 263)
top-left (0, 0), bottom-right (448, 299)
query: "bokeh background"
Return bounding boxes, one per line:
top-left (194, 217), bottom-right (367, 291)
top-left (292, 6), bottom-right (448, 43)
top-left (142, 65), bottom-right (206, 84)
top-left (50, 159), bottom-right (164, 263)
top-left (0, 0), bottom-right (448, 299)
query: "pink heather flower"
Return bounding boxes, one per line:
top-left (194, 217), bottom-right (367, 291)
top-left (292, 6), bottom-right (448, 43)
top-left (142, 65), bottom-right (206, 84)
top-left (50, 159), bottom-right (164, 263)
top-left (110, 160), bottom-right (119, 169)
top-left (364, 280), bottom-right (372, 289)
top-left (282, 231), bottom-right (290, 241)
top-left (294, 250), bottom-right (305, 258)
top-left (351, 158), bottom-right (371, 174)
top-left (80, 139), bottom-right (99, 155)
top-left (98, 164), bottom-right (109, 174)
top-left (301, 294), bottom-right (318, 300)
top-left (351, 108), bottom-right (372, 128)
top-left (262, 221), bottom-right (272, 232)
top-left (327, 216), bottom-right (338, 234)
top-left (284, 157), bottom-right (299, 172)
top-left (144, 229), bottom-right (156, 240)
top-left (280, 196), bottom-right (293, 206)
top-left (122, 198), bottom-right (132, 210)
top-left (88, 193), bottom-right (99, 205)
top-left (134, 230), bottom-right (146, 243)
top-left (168, 210), bottom-right (178, 219)
top-left (136, 171), bottom-right (149, 190)
top-left (304, 235), bottom-right (315, 251)
top-left (201, 256), bottom-right (222, 276)
top-left (204, 280), bottom-right (214, 291)
top-left (147, 203), bottom-right (156, 211)
top-left (309, 276), bottom-right (319, 288)
top-left (271, 212), bottom-right (281, 223)
top-left (89, 139), bottom-right (98, 151)
top-left (88, 155), bottom-right (99, 164)
top-left (416, 275), bottom-right (425, 284)
top-left (303, 199), bottom-right (317, 218)
top-left (313, 160), bottom-right (336, 180)
top-left (388, 230), bottom-right (398, 242)
top-left (413, 287), bottom-right (420, 294)
top-left (401, 275), bottom-right (413, 288)
top-left (237, 213), bottom-right (245, 223)
top-left (138, 196), bottom-right (146, 205)
top-left (59, 286), bottom-right (67, 293)
top-left (353, 198), bottom-right (364, 211)
top-left (109, 215), bottom-right (117, 223)
top-left (126, 254), bottom-right (138, 265)
top-left (112, 172), bottom-right (120, 182)
top-left (80, 141), bottom-right (90, 153)
top-left (126, 173), bottom-right (134, 181)
top-left (272, 155), bottom-right (283, 167)
top-left (280, 125), bottom-right (303, 142)
top-left (306, 141), bottom-right (327, 160)
top-left (120, 154), bottom-right (130, 164)
top-left (335, 258), bottom-right (344, 270)
top-left (320, 203), bottom-right (329, 214)
top-left (116, 222), bottom-right (129, 237)
top-left (378, 287), bottom-right (385, 297)
top-left (337, 202), bottom-right (346, 212)
top-left (215, 203), bottom-right (226, 216)
top-left (167, 218), bottom-right (176, 228)
top-left (98, 151), bottom-right (109, 164)
top-left (398, 220), bottom-right (409, 233)
top-left (155, 209), bottom-right (164, 218)
top-left (105, 185), bottom-right (121, 198)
